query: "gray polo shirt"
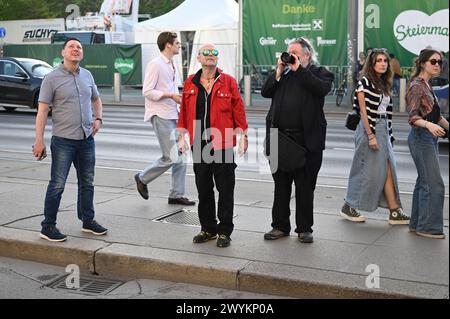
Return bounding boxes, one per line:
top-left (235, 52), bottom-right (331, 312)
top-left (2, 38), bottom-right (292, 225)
top-left (39, 63), bottom-right (100, 140)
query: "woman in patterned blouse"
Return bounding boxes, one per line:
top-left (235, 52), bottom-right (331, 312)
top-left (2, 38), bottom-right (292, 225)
top-left (406, 48), bottom-right (449, 239)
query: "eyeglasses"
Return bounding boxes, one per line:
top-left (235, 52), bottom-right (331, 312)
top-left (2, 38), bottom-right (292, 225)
top-left (201, 49), bottom-right (219, 57)
top-left (428, 59), bottom-right (443, 66)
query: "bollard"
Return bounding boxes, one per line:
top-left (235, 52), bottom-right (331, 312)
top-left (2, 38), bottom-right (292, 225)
top-left (114, 72), bottom-right (121, 102)
top-left (244, 75), bottom-right (252, 107)
top-left (399, 78), bottom-right (406, 112)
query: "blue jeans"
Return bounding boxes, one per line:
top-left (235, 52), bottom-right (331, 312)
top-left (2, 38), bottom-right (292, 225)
top-left (139, 116), bottom-right (186, 198)
top-left (393, 78), bottom-right (400, 95)
top-left (408, 128), bottom-right (445, 233)
top-left (42, 135), bottom-right (96, 227)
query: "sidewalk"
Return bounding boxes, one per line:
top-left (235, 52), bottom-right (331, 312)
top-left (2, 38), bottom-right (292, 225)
top-left (0, 150), bottom-right (448, 299)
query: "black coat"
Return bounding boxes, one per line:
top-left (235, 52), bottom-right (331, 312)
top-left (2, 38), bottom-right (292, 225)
top-left (262, 64), bottom-right (334, 153)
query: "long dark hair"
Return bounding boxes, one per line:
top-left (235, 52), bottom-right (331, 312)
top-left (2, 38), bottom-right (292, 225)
top-left (410, 48), bottom-right (442, 80)
top-left (361, 50), bottom-right (393, 95)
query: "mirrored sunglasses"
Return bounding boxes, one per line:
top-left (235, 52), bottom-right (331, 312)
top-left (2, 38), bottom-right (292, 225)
top-left (202, 49), bottom-right (219, 57)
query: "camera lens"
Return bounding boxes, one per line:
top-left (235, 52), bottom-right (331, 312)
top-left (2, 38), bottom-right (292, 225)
top-left (281, 52), bottom-right (295, 64)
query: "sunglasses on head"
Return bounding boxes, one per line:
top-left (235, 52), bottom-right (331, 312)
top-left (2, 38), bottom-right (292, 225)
top-left (201, 49), bottom-right (219, 57)
top-left (297, 37), bottom-right (311, 51)
top-left (370, 48), bottom-right (388, 56)
top-left (428, 59), bottom-right (443, 66)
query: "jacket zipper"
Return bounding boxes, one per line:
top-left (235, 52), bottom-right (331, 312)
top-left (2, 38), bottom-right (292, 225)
top-left (203, 75), bottom-right (221, 141)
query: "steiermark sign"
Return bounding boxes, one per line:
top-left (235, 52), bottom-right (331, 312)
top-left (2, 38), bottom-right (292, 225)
top-left (364, 0), bottom-right (448, 67)
top-left (114, 58), bottom-right (134, 75)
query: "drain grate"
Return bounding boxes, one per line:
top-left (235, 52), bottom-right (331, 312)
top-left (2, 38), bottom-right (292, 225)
top-left (47, 275), bottom-right (124, 296)
top-left (155, 208), bottom-right (200, 226)
top-left (154, 208), bottom-right (237, 226)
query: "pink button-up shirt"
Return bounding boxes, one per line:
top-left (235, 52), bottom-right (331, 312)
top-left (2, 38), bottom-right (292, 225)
top-left (143, 53), bottom-right (179, 121)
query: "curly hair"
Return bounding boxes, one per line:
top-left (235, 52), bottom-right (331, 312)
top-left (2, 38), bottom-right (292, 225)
top-left (361, 50), bottom-right (393, 96)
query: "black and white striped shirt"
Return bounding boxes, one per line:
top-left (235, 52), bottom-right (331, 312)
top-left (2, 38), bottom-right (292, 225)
top-left (353, 76), bottom-right (395, 143)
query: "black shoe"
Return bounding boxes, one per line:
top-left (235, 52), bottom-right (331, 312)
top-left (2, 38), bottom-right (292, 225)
top-left (264, 228), bottom-right (289, 240)
top-left (82, 220), bottom-right (108, 235)
top-left (298, 232), bottom-right (313, 243)
top-left (216, 234), bottom-right (231, 248)
top-left (134, 173), bottom-right (149, 200)
top-left (40, 226), bottom-right (67, 242)
top-left (168, 197), bottom-right (195, 205)
top-left (388, 208), bottom-right (410, 225)
top-left (340, 203), bottom-right (366, 222)
top-left (193, 231), bottom-right (217, 243)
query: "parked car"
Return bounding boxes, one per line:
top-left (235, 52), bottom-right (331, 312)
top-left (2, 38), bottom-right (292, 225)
top-left (0, 57), bottom-right (53, 111)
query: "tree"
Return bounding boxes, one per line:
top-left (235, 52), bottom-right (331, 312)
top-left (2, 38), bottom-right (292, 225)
top-left (0, 0), bottom-right (183, 21)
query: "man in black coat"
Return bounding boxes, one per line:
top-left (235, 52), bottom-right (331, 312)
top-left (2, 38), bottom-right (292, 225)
top-left (261, 37), bottom-right (334, 243)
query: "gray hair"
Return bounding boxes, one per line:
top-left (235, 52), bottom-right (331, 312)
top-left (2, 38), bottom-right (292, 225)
top-left (289, 37), bottom-right (318, 64)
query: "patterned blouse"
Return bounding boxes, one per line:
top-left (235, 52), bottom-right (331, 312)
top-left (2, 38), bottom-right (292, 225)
top-left (406, 77), bottom-right (443, 125)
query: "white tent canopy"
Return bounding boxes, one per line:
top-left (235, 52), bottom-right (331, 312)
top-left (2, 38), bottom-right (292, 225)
top-left (134, 0), bottom-right (238, 82)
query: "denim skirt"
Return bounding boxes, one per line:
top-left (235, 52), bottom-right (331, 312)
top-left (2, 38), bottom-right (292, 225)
top-left (345, 118), bottom-right (402, 211)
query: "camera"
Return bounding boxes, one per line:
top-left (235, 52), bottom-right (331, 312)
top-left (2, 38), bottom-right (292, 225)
top-left (280, 52), bottom-right (296, 64)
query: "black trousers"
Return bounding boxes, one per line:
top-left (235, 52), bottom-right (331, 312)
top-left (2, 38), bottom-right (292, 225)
top-left (271, 151), bottom-right (323, 233)
top-left (193, 148), bottom-right (236, 237)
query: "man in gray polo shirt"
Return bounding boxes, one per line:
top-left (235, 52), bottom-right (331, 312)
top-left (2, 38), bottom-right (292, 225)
top-left (33, 38), bottom-right (107, 242)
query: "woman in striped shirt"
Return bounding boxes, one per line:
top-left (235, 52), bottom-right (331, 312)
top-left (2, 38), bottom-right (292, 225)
top-left (340, 49), bottom-right (410, 225)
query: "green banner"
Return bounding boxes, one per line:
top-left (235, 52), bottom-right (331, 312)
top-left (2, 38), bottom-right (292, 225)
top-left (4, 44), bottom-right (142, 85)
top-left (364, 0), bottom-right (449, 68)
top-left (243, 0), bottom-right (348, 67)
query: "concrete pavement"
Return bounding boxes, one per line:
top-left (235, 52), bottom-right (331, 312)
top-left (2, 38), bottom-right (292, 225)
top-left (0, 89), bottom-right (448, 299)
top-left (0, 147), bottom-right (448, 299)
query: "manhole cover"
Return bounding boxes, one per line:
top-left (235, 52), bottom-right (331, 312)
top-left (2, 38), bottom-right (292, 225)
top-left (154, 208), bottom-right (200, 226)
top-left (47, 275), bottom-right (124, 296)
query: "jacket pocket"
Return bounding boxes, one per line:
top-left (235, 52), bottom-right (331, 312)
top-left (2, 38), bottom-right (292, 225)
top-left (216, 90), bottom-right (232, 112)
top-left (183, 88), bottom-right (197, 100)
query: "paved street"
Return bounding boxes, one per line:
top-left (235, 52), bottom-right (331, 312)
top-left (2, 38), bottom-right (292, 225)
top-left (0, 256), bottom-right (285, 299)
top-left (0, 99), bottom-right (448, 299)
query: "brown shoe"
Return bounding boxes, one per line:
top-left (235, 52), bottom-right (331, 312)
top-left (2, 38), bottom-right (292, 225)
top-left (134, 173), bottom-right (148, 200)
top-left (168, 197), bottom-right (195, 205)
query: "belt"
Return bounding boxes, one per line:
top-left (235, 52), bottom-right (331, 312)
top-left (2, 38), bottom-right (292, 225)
top-left (378, 114), bottom-right (388, 119)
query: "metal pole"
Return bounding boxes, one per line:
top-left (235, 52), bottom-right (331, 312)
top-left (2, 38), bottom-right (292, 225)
top-left (244, 75), bottom-right (252, 107)
top-left (238, 0), bottom-right (243, 85)
top-left (114, 72), bottom-right (121, 102)
top-left (399, 78), bottom-right (407, 112)
top-left (347, 0), bottom-right (359, 106)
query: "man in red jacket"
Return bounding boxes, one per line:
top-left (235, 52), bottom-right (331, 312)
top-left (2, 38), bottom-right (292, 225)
top-left (177, 43), bottom-right (248, 248)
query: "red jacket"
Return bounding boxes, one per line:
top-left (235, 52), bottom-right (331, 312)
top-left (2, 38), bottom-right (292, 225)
top-left (177, 70), bottom-right (248, 150)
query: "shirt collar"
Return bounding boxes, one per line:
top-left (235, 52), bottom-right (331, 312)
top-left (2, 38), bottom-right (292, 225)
top-left (160, 53), bottom-right (173, 64)
top-left (59, 62), bottom-right (80, 75)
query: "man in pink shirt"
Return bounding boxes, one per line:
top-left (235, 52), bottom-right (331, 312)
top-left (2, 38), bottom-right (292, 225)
top-left (134, 32), bottom-right (195, 206)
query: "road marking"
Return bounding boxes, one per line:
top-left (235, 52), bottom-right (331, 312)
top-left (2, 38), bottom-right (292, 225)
top-left (2, 155), bottom-right (447, 197)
